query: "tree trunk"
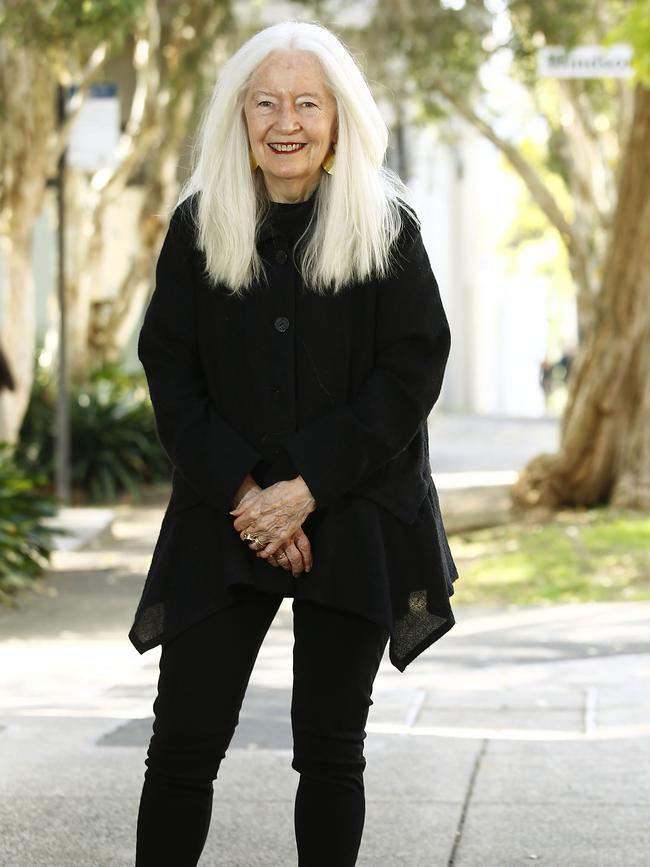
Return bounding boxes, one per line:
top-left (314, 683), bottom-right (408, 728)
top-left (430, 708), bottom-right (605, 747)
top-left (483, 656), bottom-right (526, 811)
top-left (511, 82), bottom-right (650, 512)
top-left (0, 46), bottom-right (54, 443)
top-left (88, 87), bottom-right (196, 367)
top-left (66, 1), bottom-right (230, 374)
top-left (64, 169), bottom-right (99, 381)
top-left (0, 233), bottom-right (37, 444)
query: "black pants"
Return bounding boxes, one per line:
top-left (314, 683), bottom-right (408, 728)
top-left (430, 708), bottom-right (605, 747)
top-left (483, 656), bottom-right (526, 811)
top-left (135, 585), bottom-right (390, 866)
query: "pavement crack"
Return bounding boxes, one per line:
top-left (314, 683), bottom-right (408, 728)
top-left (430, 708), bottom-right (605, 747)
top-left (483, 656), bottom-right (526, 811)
top-left (403, 688), bottom-right (428, 729)
top-left (446, 737), bottom-right (488, 867)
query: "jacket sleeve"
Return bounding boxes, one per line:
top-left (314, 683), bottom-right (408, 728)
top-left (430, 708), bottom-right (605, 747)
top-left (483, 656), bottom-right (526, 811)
top-left (279, 211), bottom-right (451, 509)
top-left (138, 201), bottom-right (264, 513)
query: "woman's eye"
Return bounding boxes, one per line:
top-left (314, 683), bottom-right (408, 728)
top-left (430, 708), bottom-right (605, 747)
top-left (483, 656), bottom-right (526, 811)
top-left (258, 101), bottom-right (273, 107)
top-left (300, 101), bottom-right (317, 108)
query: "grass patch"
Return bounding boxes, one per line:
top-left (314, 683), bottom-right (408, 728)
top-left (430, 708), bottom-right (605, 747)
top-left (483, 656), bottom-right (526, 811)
top-left (448, 506), bottom-right (650, 606)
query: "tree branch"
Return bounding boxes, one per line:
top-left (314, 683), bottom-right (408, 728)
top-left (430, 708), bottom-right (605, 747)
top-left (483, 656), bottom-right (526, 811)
top-left (430, 74), bottom-right (577, 245)
top-left (47, 41), bottom-right (110, 174)
top-left (557, 79), bottom-right (616, 223)
top-left (92, 0), bottom-right (161, 195)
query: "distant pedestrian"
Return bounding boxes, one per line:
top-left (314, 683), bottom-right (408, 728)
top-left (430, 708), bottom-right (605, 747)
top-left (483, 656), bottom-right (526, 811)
top-left (557, 345), bottom-right (575, 382)
top-left (129, 20), bottom-right (458, 866)
top-left (539, 357), bottom-right (554, 397)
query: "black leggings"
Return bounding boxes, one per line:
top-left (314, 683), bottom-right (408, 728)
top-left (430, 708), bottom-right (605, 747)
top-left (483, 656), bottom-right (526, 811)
top-left (135, 585), bottom-right (390, 866)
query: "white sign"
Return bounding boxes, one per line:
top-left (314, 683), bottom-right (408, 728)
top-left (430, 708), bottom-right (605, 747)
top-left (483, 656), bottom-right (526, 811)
top-left (66, 82), bottom-right (120, 170)
top-left (538, 44), bottom-right (633, 79)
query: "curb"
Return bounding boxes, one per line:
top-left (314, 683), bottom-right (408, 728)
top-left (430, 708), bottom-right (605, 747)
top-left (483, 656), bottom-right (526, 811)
top-left (42, 507), bottom-right (116, 552)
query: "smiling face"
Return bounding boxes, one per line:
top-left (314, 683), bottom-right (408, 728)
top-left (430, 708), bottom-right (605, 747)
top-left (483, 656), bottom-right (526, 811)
top-left (243, 49), bottom-right (338, 203)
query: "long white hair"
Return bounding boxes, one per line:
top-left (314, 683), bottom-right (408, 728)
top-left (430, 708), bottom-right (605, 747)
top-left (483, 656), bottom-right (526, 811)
top-left (177, 20), bottom-right (415, 296)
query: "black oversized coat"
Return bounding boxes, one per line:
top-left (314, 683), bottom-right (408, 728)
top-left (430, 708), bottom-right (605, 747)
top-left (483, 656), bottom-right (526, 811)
top-left (127, 189), bottom-right (459, 672)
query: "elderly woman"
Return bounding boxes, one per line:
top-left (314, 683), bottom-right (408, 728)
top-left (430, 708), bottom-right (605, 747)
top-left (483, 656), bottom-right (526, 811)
top-left (129, 19), bottom-right (459, 867)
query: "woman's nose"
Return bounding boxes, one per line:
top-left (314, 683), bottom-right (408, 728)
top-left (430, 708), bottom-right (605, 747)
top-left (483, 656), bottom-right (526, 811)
top-left (275, 104), bottom-right (300, 132)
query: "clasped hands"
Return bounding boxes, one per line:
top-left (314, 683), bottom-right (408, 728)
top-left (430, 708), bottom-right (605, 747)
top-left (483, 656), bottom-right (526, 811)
top-left (229, 473), bottom-right (316, 577)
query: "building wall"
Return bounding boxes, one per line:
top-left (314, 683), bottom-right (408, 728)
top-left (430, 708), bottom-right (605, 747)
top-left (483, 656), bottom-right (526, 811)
top-left (406, 119), bottom-right (547, 417)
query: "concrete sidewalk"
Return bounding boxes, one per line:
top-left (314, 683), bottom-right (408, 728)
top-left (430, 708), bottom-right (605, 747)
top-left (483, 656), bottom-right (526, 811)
top-left (1, 493), bottom-right (649, 866)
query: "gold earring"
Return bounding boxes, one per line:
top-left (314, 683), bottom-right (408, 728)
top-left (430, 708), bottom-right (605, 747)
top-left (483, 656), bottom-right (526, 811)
top-left (322, 143), bottom-right (336, 175)
top-left (249, 146), bottom-right (258, 171)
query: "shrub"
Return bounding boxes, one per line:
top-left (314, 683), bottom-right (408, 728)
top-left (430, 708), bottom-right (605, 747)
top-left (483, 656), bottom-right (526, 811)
top-left (16, 362), bottom-right (170, 503)
top-left (0, 443), bottom-right (61, 603)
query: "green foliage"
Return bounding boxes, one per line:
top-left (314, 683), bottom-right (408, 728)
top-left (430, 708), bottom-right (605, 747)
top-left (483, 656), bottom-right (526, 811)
top-left (16, 362), bottom-right (170, 503)
top-left (605, 0), bottom-right (650, 85)
top-left (0, 0), bottom-right (146, 56)
top-left (0, 443), bottom-right (61, 602)
top-left (14, 366), bottom-right (54, 475)
top-left (508, 0), bottom-right (604, 51)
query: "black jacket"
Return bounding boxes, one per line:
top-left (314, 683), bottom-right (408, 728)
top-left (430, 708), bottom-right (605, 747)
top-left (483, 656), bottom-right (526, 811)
top-left (127, 189), bottom-right (459, 672)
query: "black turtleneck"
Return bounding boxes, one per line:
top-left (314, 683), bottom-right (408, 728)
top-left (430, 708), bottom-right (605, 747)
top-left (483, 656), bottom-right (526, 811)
top-left (265, 189), bottom-right (318, 240)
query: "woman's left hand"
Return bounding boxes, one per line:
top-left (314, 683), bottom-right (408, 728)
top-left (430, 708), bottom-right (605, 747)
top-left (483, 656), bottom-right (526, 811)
top-left (230, 476), bottom-right (316, 561)
top-left (266, 527), bottom-right (313, 576)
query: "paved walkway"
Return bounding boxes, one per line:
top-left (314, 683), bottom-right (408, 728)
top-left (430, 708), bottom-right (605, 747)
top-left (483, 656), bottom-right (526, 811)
top-left (1, 412), bottom-right (649, 866)
top-left (428, 410), bottom-right (560, 532)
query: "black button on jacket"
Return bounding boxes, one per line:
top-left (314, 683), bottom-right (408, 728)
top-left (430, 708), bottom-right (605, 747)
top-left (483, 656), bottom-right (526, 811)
top-left (127, 189), bottom-right (459, 672)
